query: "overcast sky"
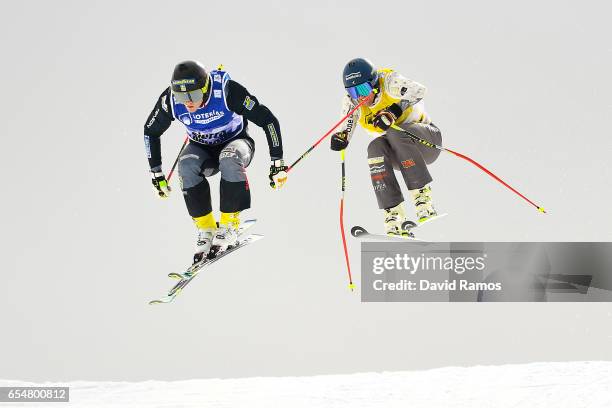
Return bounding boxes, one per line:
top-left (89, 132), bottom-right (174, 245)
top-left (0, 0), bottom-right (611, 381)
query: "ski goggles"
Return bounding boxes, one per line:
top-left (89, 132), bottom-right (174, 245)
top-left (346, 82), bottom-right (374, 99)
top-left (172, 76), bottom-right (210, 104)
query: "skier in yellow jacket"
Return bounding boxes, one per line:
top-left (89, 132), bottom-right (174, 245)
top-left (330, 58), bottom-right (442, 236)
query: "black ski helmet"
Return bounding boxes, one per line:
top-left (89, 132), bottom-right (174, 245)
top-left (170, 60), bottom-right (210, 94)
top-left (342, 58), bottom-right (378, 88)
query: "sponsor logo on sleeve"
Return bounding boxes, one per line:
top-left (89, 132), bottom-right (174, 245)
top-left (144, 135), bottom-right (152, 158)
top-left (146, 109), bottom-right (159, 129)
top-left (368, 156), bottom-right (385, 165)
top-left (267, 123), bottom-right (280, 147)
top-left (161, 95), bottom-right (168, 112)
top-left (243, 96), bottom-right (255, 111)
top-left (345, 117), bottom-right (355, 134)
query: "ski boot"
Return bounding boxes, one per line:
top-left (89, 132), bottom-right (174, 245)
top-left (384, 203), bottom-right (415, 237)
top-left (192, 212), bottom-right (216, 264)
top-left (211, 211), bottom-right (240, 256)
top-left (410, 185), bottom-right (438, 223)
top-left (193, 229), bottom-right (214, 264)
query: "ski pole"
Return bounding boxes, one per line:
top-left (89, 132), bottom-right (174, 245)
top-left (389, 124), bottom-right (547, 213)
top-left (167, 136), bottom-right (188, 182)
top-left (339, 149), bottom-right (355, 291)
top-left (288, 94), bottom-right (373, 172)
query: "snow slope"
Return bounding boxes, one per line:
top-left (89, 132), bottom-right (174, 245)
top-left (1, 361), bottom-right (610, 408)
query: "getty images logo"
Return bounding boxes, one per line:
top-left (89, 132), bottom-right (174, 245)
top-left (372, 253), bottom-right (487, 275)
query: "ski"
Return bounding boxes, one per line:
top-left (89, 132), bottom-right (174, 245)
top-left (168, 219), bottom-right (258, 280)
top-left (149, 233), bottom-right (264, 305)
top-left (404, 212), bottom-right (448, 229)
top-left (350, 226), bottom-right (424, 242)
top-left (351, 213), bottom-right (448, 242)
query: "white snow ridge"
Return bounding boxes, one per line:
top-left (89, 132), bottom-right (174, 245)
top-left (1, 361), bottom-right (611, 408)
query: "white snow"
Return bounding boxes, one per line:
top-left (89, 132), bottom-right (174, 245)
top-left (2, 361), bottom-right (611, 408)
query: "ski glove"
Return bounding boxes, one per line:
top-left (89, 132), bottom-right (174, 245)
top-left (151, 171), bottom-right (171, 198)
top-left (269, 159), bottom-right (288, 189)
top-left (372, 109), bottom-right (398, 131)
top-left (330, 130), bottom-right (349, 151)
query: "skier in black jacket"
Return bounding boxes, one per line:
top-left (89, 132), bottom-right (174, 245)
top-left (144, 61), bottom-right (287, 263)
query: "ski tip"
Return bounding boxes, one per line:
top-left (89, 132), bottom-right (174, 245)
top-left (351, 226), bottom-right (367, 237)
top-left (538, 207), bottom-right (546, 214)
top-left (401, 220), bottom-right (418, 230)
top-left (149, 294), bottom-right (177, 305)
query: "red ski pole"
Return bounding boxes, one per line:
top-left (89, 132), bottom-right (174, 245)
top-left (287, 94), bottom-right (373, 173)
top-left (390, 124), bottom-right (547, 213)
top-left (339, 149), bottom-right (355, 291)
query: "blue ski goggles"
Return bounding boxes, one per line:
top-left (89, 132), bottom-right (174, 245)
top-left (346, 82), bottom-right (374, 99)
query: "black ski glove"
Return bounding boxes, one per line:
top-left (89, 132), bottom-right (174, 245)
top-left (372, 110), bottom-right (397, 131)
top-left (372, 103), bottom-right (403, 131)
top-left (330, 130), bottom-right (349, 151)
